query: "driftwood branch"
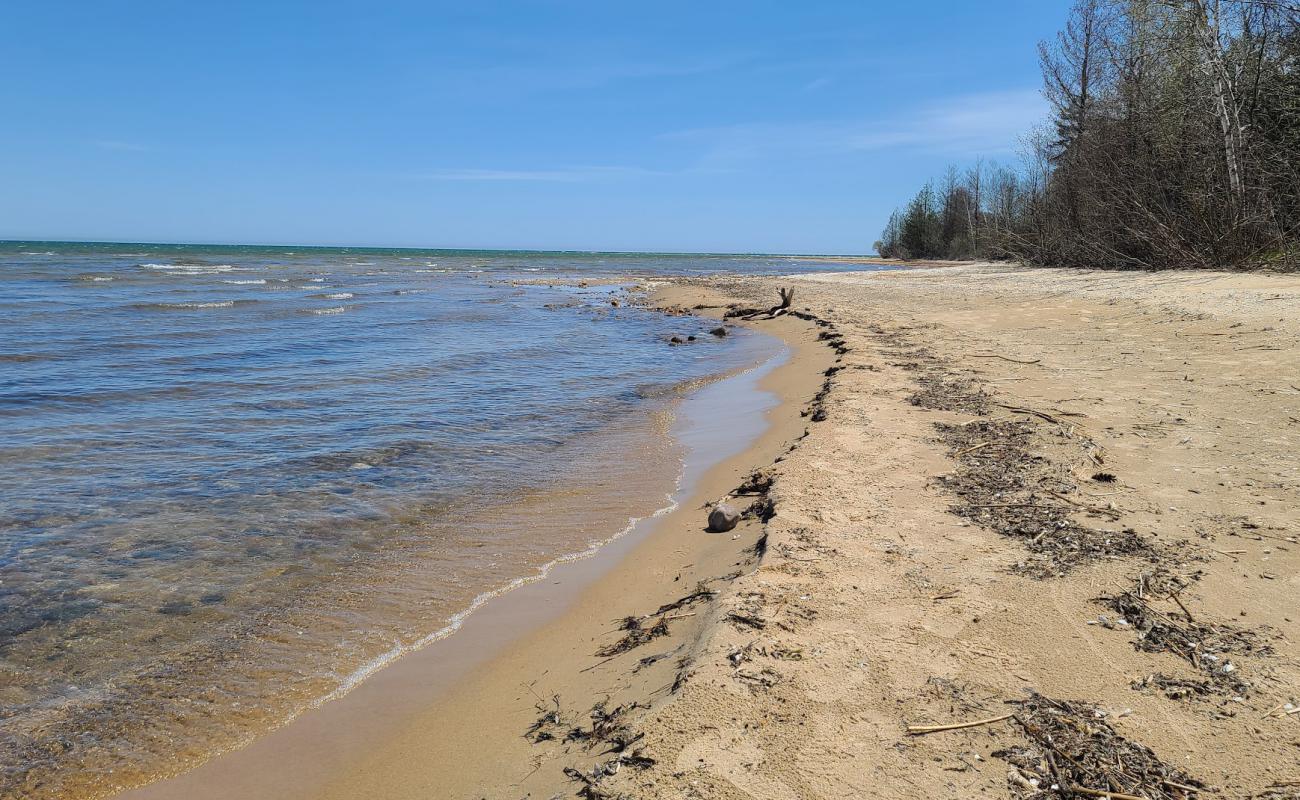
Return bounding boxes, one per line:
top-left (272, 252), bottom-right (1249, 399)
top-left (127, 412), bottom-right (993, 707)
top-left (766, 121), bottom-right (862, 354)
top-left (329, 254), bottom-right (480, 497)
top-left (732, 287), bottom-right (797, 320)
top-left (905, 713), bottom-right (1013, 735)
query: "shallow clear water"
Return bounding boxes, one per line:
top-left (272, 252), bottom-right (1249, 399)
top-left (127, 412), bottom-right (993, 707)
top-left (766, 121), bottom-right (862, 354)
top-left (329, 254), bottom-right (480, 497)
top-left (0, 242), bottom-right (885, 796)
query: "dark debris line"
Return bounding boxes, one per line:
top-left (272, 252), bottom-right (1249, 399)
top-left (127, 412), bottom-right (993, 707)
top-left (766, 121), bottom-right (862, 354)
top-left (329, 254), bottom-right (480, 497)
top-left (871, 324), bottom-right (1230, 798)
top-left (996, 693), bottom-right (1205, 800)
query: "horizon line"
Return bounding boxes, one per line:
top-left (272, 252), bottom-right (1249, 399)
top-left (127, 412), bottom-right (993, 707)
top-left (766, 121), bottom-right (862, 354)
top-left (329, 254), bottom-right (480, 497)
top-left (0, 237), bottom-right (878, 259)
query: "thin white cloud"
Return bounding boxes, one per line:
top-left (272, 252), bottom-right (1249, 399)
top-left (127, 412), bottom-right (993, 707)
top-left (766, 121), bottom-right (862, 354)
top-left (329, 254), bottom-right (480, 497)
top-left (667, 89), bottom-right (1047, 163)
top-left (411, 166), bottom-right (663, 182)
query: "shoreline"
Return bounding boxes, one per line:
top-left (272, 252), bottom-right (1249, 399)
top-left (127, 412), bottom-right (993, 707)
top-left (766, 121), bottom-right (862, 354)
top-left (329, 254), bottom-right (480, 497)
top-left (94, 263), bottom-right (1300, 798)
top-left (111, 282), bottom-right (835, 799)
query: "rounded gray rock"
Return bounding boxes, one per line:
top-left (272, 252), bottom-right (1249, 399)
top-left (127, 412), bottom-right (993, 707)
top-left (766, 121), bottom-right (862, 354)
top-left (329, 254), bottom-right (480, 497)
top-left (707, 504), bottom-right (740, 532)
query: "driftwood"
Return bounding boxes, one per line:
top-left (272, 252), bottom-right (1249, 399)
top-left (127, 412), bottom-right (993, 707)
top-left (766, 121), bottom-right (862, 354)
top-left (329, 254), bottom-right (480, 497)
top-left (906, 713), bottom-right (1012, 735)
top-left (727, 288), bottom-right (797, 320)
top-left (768, 287), bottom-right (795, 316)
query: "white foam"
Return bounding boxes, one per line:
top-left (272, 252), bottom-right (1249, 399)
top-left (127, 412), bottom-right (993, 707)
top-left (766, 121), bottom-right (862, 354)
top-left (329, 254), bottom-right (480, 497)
top-left (311, 306), bottom-right (347, 315)
top-left (141, 263), bottom-right (240, 275)
top-left (223, 279), bottom-right (267, 285)
top-left (160, 300), bottom-right (236, 309)
top-left (323, 293), bottom-right (354, 300)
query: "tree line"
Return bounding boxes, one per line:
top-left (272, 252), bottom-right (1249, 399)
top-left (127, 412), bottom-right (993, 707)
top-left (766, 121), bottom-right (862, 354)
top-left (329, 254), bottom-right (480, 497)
top-left (875, 0), bottom-right (1299, 270)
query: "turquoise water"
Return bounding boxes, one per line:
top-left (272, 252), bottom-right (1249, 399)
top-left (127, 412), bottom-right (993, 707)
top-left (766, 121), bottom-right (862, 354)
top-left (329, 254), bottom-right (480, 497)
top-left (0, 242), bottom-right (884, 797)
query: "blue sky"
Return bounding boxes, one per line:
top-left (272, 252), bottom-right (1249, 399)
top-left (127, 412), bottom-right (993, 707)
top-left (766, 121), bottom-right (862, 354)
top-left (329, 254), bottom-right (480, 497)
top-left (1, 1), bottom-right (1068, 253)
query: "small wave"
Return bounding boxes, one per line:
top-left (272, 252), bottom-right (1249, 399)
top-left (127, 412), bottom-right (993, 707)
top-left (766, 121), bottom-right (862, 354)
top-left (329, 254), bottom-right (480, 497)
top-left (132, 300), bottom-right (238, 311)
top-left (222, 279), bottom-right (267, 285)
top-left (307, 306), bottom-right (347, 315)
top-left (318, 292), bottom-right (353, 300)
top-left (140, 263), bottom-right (240, 275)
top-left (74, 275), bottom-right (115, 282)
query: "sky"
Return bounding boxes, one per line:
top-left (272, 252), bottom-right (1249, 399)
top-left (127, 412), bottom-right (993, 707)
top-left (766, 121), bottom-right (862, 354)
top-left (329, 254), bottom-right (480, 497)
top-left (0, 1), bottom-right (1071, 254)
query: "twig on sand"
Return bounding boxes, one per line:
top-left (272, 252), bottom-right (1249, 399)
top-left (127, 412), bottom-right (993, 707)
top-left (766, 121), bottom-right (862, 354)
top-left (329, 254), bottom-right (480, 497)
top-left (997, 403), bottom-right (1086, 423)
top-left (906, 713), bottom-right (1012, 735)
top-left (1167, 589), bottom-right (1195, 623)
top-left (971, 353), bottom-right (1043, 365)
top-left (1044, 489), bottom-right (1123, 519)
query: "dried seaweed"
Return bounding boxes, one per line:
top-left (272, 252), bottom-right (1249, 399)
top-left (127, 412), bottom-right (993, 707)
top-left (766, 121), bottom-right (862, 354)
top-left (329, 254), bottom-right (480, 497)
top-left (995, 693), bottom-right (1206, 799)
top-left (909, 373), bottom-right (991, 414)
top-left (734, 469), bottom-right (774, 495)
top-left (937, 418), bottom-right (1151, 577)
top-left (1101, 582), bottom-right (1271, 695)
top-left (593, 585), bottom-right (716, 659)
top-left (524, 694), bottom-right (566, 743)
top-left (643, 585), bottom-right (715, 618)
top-left (725, 611), bottom-right (767, 630)
top-left (595, 617), bottom-right (670, 658)
top-left (565, 701), bottom-right (645, 752)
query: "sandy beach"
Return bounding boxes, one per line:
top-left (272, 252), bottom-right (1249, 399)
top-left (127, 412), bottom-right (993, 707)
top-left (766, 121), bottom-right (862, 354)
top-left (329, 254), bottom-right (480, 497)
top-left (108, 263), bottom-right (1300, 800)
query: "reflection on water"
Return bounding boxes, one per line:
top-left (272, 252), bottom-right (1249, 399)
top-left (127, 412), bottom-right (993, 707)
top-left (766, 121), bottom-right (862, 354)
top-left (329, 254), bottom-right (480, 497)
top-left (0, 243), bottom-right (874, 797)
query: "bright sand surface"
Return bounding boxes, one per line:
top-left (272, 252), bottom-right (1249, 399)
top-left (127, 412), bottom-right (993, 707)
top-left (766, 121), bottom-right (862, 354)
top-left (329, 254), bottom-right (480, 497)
top-left (113, 265), bottom-right (1300, 799)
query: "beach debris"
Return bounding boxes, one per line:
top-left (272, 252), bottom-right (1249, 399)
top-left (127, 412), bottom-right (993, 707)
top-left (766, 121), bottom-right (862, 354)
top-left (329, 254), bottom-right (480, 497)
top-left (725, 611), bottom-right (767, 630)
top-left (1130, 673), bottom-right (1221, 701)
top-left (592, 585), bottom-right (717, 659)
top-left (524, 694), bottom-right (567, 743)
top-left (994, 693), bottom-right (1206, 800)
top-left (936, 416), bottom-right (1151, 577)
top-left (643, 584), bottom-right (717, 617)
top-left (724, 286), bottom-right (796, 320)
top-left (707, 504), bottom-right (740, 532)
top-left (559, 702), bottom-right (655, 799)
top-left (565, 700), bottom-right (645, 751)
top-left (741, 496), bottom-right (775, 523)
top-left (1099, 573), bottom-right (1272, 696)
top-left (595, 617), bottom-right (670, 658)
top-left (909, 373), bottom-right (991, 415)
top-left (906, 712), bottom-right (1013, 735)
top-left (632, 648), bottom-right (680, 673)
top-left (733, 469), bottom-right (774, 496)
